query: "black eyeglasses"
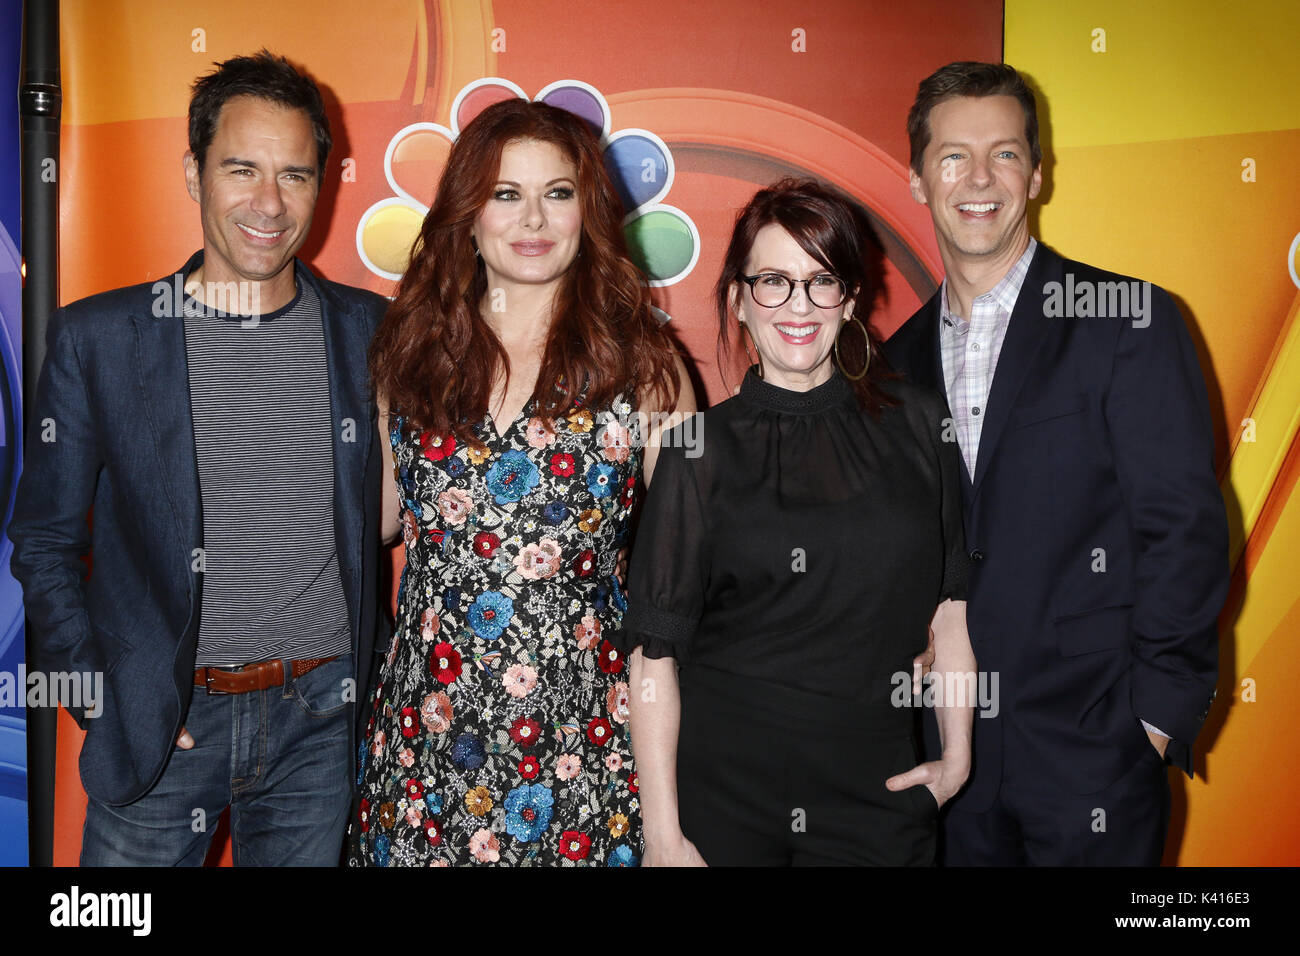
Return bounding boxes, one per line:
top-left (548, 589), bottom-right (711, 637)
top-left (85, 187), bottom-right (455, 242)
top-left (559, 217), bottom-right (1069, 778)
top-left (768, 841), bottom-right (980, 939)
top-left (739, 273), bottom-right (848, 309)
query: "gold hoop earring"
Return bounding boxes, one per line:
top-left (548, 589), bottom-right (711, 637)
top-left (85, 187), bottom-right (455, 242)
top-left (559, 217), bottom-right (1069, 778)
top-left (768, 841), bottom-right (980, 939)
top-left (834, 316), bottom-right (871, 381)
top-left (738, 321), bottom-right (764, 379)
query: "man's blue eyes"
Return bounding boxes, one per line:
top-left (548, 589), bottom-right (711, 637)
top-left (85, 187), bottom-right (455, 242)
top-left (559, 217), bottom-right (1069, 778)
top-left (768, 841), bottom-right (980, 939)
top-left (942, 152), bottom-right (1016, 162)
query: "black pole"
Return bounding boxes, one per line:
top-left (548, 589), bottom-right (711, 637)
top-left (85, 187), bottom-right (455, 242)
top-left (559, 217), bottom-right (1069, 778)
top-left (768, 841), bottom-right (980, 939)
top-left (19, 0), bottom-right (59, 868)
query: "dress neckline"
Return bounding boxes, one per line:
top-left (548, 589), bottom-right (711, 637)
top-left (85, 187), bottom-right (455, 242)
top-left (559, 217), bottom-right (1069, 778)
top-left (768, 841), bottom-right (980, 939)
top-left (738, 365), bottom-right (855, 415)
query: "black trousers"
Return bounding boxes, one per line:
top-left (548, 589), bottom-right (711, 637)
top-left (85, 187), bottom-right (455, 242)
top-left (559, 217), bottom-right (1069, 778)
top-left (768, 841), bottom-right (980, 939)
top-left (941, 742), bottom-right (1171, 866)
top-left (676, 664), bottom-right (937, 866)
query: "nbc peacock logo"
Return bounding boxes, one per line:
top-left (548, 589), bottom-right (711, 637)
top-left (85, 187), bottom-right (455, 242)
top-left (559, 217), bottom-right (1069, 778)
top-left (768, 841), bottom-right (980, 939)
top-left (355, 78), bottom-right (700, 290)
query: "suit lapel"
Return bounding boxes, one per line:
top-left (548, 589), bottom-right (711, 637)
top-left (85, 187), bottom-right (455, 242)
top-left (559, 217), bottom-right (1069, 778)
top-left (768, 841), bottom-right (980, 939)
top-left (905, 291), bottom-right (976, 492)
top-left (309, 264), bottom-right (370, 585)
top-left (969, 244), bottom-right (1060, 492)
top-left (133, 262), bottom-right (203, 556)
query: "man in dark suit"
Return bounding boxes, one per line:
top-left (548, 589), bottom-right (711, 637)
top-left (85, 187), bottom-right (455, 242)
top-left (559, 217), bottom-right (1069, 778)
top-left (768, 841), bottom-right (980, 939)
top-left (10, 51), bottom-right (387, 864)
top-left (884, 62), bottom-right (1227, 865)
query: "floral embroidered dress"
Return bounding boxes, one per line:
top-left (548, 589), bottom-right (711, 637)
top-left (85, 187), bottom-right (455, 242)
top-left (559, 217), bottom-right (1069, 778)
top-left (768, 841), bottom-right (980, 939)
top-left (351, 394), bottom-right (642, 866)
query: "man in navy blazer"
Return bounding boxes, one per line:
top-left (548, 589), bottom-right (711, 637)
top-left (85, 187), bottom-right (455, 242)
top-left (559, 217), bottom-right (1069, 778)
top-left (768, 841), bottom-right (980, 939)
top-left (10, 52), bottom-right (387, 864)
top-left (884, 62), bottom-right (1227, 865)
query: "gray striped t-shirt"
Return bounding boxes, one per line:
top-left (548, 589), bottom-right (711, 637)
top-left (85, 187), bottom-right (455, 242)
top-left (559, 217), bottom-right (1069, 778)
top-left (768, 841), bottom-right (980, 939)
top-left (184, 281), bottom-right (351, 666)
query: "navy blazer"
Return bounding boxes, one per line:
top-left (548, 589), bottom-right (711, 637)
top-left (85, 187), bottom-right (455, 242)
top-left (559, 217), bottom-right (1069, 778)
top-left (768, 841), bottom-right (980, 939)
top-left (10, 252), bottom-right (389, 807)
top-left (884, 242), bottom-right (1226, 811)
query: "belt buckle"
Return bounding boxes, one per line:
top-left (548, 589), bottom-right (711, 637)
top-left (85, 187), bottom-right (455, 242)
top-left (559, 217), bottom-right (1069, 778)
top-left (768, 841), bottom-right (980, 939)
top-left (203, 665), bottom-right (241, 695)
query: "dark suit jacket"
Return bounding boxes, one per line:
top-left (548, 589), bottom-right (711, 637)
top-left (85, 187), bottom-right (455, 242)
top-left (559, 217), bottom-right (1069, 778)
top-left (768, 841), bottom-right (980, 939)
top-left (884, 242), bottom-right (1226, 812)
top-left (10, 251), bottom-right (389, 807)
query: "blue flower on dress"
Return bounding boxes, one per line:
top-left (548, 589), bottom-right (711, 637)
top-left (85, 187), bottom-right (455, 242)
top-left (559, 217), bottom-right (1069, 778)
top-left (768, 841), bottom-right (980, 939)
top-left (504, 784), bottom-right (555, 843)
top-left (442, 455), bottom-right (467, 478)
top-left (607, 845), bottom-right (638, 867)
top-left (486, 449), bottom-right (540, 504)
top-left (467, 590), bottom-right (514, 641)
top-left (610, 576), bottom-right (628, 612)
top-left (450, 733), bottom-right (486, 772)
top-left (424, 792), bottom-right (444, 815)
top-left (443, 587), bottom-right (461, 612)
top-left (373, 833), bottom-right (391, 866)
top-left (542, 501), bottom-right (569, 525)
top-left (585, 462), bottom-right (617, 499)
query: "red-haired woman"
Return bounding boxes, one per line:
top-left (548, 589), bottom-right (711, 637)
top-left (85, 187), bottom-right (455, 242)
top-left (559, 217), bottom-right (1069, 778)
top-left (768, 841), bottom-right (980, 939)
top-left (625, 179), bottom-right (975, 866)
top-left (351, 99), bottom-right (693, 867)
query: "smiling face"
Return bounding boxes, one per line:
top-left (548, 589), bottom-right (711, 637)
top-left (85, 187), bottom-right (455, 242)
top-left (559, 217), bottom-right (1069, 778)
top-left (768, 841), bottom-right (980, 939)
top-left (733, 223), bottom-right (856, 392)
top-left (472, 138), bottom-right (582, 299)
top-left (909, 94), bottom-right (1041, 275)
top-left (183, 95), bottom-right (319, 311)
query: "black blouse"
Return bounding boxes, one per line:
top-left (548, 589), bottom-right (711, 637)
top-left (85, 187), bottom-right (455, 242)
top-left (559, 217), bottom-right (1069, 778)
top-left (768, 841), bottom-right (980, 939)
top-left (624, 367), bottom-right (968, 705)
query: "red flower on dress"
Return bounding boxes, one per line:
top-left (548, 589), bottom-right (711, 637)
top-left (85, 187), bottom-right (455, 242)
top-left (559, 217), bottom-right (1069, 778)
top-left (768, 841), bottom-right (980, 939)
top-left (629, 771), bottom-right (639, 794)
top-left (405, 779), bottom-right (425, 801)
top-left (518, 755), bottom-right (541, 780)
top-left (586, 717), bottom-right (613, 747)
top-left (549, 452), bottom-right (576, 477)
top-left (431, 642), bottom-right (462, 686)
top-left (424, 818), bottom-right (442, 846)
top-left (358, 798), bottom-right (370, 833)
top-left (597, 639), bottom-right (623, 675)
top-left (621, 475), bottom-right (636, 508)
top-left (510, 716), bottom-right (542, 748)
top-left (572, 549), bottom-right (596, 579)
top-left (473, 532), bottom-right (501, 558)
top-left (421, 431), bottom-right (457, 462)
top-left (559, 830), bottom-right (592, 861)
top-left (399, 706), bottom-right (419, 738)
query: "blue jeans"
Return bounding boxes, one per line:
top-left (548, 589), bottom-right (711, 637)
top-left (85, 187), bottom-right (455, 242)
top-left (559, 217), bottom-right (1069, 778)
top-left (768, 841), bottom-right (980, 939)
top-left (81, 655), bottom-right (353, 866)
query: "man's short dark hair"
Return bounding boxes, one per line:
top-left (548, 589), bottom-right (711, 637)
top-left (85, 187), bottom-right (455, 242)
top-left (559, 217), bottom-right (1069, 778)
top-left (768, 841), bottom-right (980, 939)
top-left (907, 61), bottom-right (1041, 174)
top-left (188, 49), bottom-right (332, 177)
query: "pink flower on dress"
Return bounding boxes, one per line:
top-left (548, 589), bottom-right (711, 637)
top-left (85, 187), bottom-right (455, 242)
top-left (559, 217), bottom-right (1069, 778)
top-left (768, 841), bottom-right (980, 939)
top-left (436, 488), bottom-right (473, 526)
top-left (420, 607), bottom-right (440, 643)
top-left (607, 682), bottom-right (630, 725)
top-left (575, 614), bottom-right (602, 650)
top-left (398, 747), bottom-right (416, 768)
top-left (404, 805), bottom-right (424, 828)
top-left (605, 752), bottom-right (623, 772)
top-left (502, 663), bottom-right (539, 699)
top-left (420, 690), bottom-right (454, 734)
top-left (470, 828), bottom-right (501, 863)
top-left (401, 510), bottom-right (418, 546)
top-left (555, 754), bottom-right (582, 781)
top-left (513, 538), bottom-right (562, 580)
top-left (600, 421), bottom-right (633, 463)
top-left (371, 730), bottom-right (387, 756)
top-left (525, 417), bottom-right (557, 449)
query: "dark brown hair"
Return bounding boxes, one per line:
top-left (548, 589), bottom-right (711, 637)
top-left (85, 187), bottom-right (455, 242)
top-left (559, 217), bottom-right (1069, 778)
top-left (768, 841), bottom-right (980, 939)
top-left (907, 61), bottom-right (1041, 174)
top-left (369, 98), bottom-right (681, 441)
top-left (189, 49), bottom-right (331, 177)
top-left (715, 178), bottom-right (896, 415)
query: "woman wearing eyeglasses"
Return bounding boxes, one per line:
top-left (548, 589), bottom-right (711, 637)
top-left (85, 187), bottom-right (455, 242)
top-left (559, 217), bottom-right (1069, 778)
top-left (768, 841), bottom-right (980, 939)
top-left (623, 179), bottom-right (976, 866)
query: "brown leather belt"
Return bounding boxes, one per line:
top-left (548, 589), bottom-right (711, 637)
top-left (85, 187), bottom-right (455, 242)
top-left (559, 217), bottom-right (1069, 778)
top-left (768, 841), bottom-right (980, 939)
top-left (194, 656), bottom-right (338, 695)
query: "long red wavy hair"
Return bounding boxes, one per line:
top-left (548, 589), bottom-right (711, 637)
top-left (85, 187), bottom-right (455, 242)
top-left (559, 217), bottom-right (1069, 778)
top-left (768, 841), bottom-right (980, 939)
top-left (369, 98), bottom-right (681, 441)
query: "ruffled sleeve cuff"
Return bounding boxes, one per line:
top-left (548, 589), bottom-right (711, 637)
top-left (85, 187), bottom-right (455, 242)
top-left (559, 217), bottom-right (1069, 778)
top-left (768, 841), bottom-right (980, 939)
top-left (619, 603), bottom-right (698, 662)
